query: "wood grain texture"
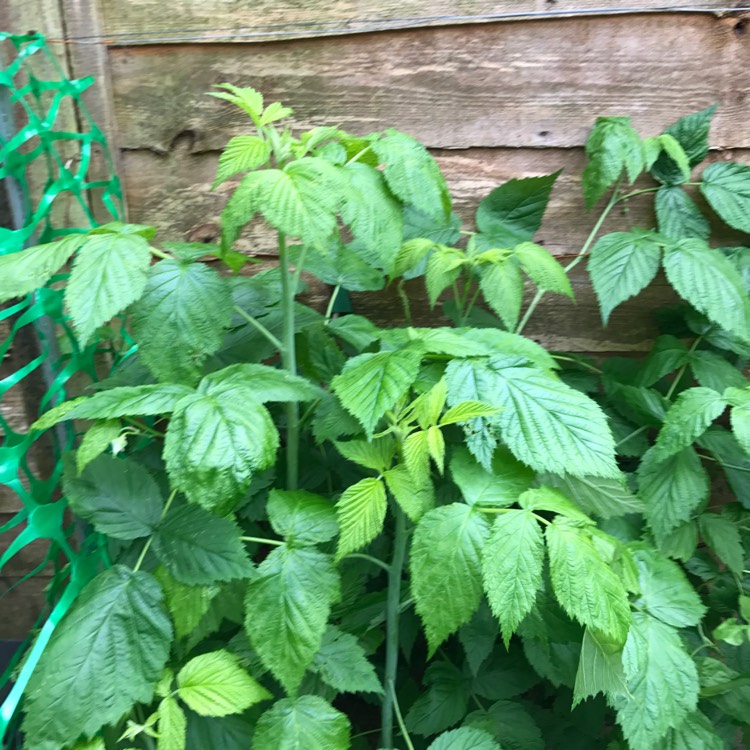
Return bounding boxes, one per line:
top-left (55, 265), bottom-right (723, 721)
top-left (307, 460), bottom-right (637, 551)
top-left (97, 0), bottom-right (745, 44)
top-left (109, 14), bottom-right (750, 153)
top-left (0, 576), bottom-right (49, 639)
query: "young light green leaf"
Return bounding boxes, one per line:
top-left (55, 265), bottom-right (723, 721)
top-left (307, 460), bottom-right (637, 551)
top-left (332, 348), bottom-right (422, 437)
top-left (650, 387), bottom-right (726, 462)
top-left (482, 509), bottom-right (544, 645)
top-left (0, 234), bottom-right (83, 302)
top-left (700, 161), bottom-right (750, 233)
top-left (440, 401), bottom-right (501, 426)
top-left (154, 568), bottom-right (218, 640)
top-left (699, 513), bottom-right (744, 573)
top-left (392, 237), bottom-right (435, 278)
top-left (214, 135), bottom-right (271, 187)
top-left (153, 504), bottom-right (251, 585)
top-left (658, 134), bottom-right (691, 182)
top-left (132, 260), bottom-right (233, 383)
top-left (426, 246), bottom-right (465, 306)
top-left (615, 612), bottom-right (699, 750)
top-left (245, 546), bottom-right (340, 694)
top-left (427, 727), bottom-right (501, 750)
top-left (450, 446), bottom-right (534, 506)
top-left (514, 241), bottom-right (573, 297)
top-left (639, 447), bottom-right (709, 545)
top-left (573, 628), bottom-right (627, 707)
top-left (76, 419), bottom-right (122, 473)
top-left (383, 463), bottom-right (433, 521)
top-left (67, 231), bottom-right (152, 344)
top-left (259, 101), bottom-right (293, 125)
top-left (253, 696), bottom-right (351, 750)
top-left (663, 239), bottom-right (750, 340)
top-left (411, 504), bottom-right (490, 653)
top-left (267, 489), bottom-right (338, 546)
top-left (520, 486), bottom-right (593, 524)
top-left (478, 260), bottom-right (524, 331)
top-left (311, 627), bottom-right (383, 694)
top-left (335, 477), bottom-right (387, 559)
top-left (334, 437), bottom-right (395, 473)
top-left (23, 566), bottom-right (172, 749)
top-left (64, 454), bottom-right (163, 540)
top-left (209, 83), bottom-right (264, 121)
top-left (427, 425), bottom-right (445, 473)
top-left (546, 519), bottom-right (631, 643)
top-left (588, 230), bottom-right (663, 323)
top-left (157, 696), bottom-right (186, 750)
top-left (176, 650), bottom-right (270, 716)
top-left (655, 187), bottom-right (710, 240)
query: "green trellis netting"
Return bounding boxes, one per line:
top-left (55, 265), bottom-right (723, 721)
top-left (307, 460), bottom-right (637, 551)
top-left (0, 32), bottom-right (125, 743)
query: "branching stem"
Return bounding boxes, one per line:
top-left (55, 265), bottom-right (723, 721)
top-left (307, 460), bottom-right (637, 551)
top-left (233, 305), bottom-right (284, 352)
top-left (134, 489), bottom-right (178, 572)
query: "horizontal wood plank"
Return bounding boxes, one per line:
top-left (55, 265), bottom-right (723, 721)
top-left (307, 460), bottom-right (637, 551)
top-left (97, 0), bottom-right (745, 44)
top-left (108, 14), bottom-right (750, 153)
top-left (0, 576), bottom-right (50, 639)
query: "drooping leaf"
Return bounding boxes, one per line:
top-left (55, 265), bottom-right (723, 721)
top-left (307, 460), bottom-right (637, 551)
top-left (253, 695), bottom-right (350, 750)
top-left (655, 186), bottom-right (710, 240)
top-left (699, 513), bottom-right (745, 574)
top-left (588, 230), bottom-right (663, 323)
top-left (426, 246), bottom-right (466, 306)
top-left (440, 401), bottom-right (502, 426)
top-left (651, 106), bottom-right (717, 184)
top-left (573, 627), bottom-right (627, 706)
top-left (514, 241), bottom-right (573, 297)
top-left (76, 419), bottom-right (122, 473)
top-left (63, 454), bottom-right (163, 540)
top-left (23, 567), bottom-right (172, 748)
top-left (405, 660), bottom-right (470, 736)
top-left (335, 477), bottom-right (387, 559)
top-left (157, 696), bottom-right (186, 750)
top-left (244, 545), bottom-right (340, 693)
top-left (411, 504), bottom-right (490, 653)
top-left (546, 519), bottom-right (631, 642)
top-left (427, 727), bottom-right (501, 750)
top-left (459, 602), bottom-right (498, 676)
top-left (478, 260), bottom-right (524, 330)
top-left (267, 489), bottom-right (338, 546)
top-left (383, 463), bottom-right (434, 522)
top-left (153, 504), bottom-right (251, 585)
top-left (154, 568), bottom-right (218, 640)
top-left (482, 509), bottom-right (544, 645)
top-left (214, 135), bottom-right (271, 186)
top-left (700, 161), bottom-right (750, 233)
top-left (450, 446), bottom-right (534, 507)
top-left (311, 627), bottom-right (382, 694)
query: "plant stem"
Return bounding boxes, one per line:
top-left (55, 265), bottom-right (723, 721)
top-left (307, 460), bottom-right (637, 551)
top-left (279, 231), bottom-right (300, 490)
top-left (397, 279), bottom-right (413, 325)
top-left (615, 424), bottom-right (649, 448)
top-left (665, 335), bottom-right (703, 401)
top-left (240, 535), bottom-right (284, 546)
top-left (233, 305), bottom-right (284, 352)
top-left (389, 679), bottom-right (416, 750)
top-left (345, 553), bottom-right (391, 574)
top-left (149, 246), bottom-right (174, 261)
top-left (134, 489), bottom-right (178, 572)
top-left (324, 284), bottom-right (342, 323)
top-left (381, 508), bottom-right (409, 750)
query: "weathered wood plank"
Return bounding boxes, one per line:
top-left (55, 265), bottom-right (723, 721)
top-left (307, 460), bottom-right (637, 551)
top-left (0, 576), bottom-right (50, 639)
top-left (97, 0), bottom-right (746, 44)
top-left (108, 14), bottom-right (750, 153)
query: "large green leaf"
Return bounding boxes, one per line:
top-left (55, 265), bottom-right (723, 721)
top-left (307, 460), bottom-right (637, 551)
top-left (311, 627), bottom-right (382, 694)
top-left (132, 260), bottom-right (232, 383)
top-left (23, 566), bottom-right (172, 748)
top-left (588, 230), bottom-right (663, 323)
top-left (406, 660), bottom-right (470, 736)
top-left (450, 446), bottom-right (534, 507)
top-left (662, 239), bottom-right (750, 340)
top-left (176, 650), bottom-right (270, 716)
top-left (0, 234), bottom-right (83, 302)
top-left (332, 348), bottom-right (422, 437)
top-left (446, 357), bottom-right (619, 478)
top-left (651, 106), bottom-right (716, 184)
top-left (573, 628), bottom-right (627, 706)
top-left (253, 695), bottom-right (350, 750)
top-left (153, 504), bottom-right (251, 585)
top-left (546, 519), bottom-right (631, 642)
top-left (482, 509), bottom-right (544, 645)
top-left (335, 477), bottom-right (387, 559)
top-left (615, 612), bottom-right (699, 750)
top-left (244, 545), bottom-right (340, 693)
top-left (475, 172), bottom-right (560, 246)
top-left (67, 231), bottom-right (152, 344)
top-left (267, 489), bottom-right (338, 546)
top-left (63, 454), bottom-right (163, 540)
top-left (639, 447), bottom-right (709, 545)
top-left (411, 503), bottom-right (490, 653)
top-left (655, 186), bottom-right (710, 240)
top-left (700, 161), bottom-right (750, 233)
top-left (427, 727), bottom-right (501, 750)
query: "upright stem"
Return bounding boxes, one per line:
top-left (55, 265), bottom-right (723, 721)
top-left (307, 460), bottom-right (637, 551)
top-left (381, 508), bottom-right (409, 749)
top-left (278, 231), bottom-right (300, 490)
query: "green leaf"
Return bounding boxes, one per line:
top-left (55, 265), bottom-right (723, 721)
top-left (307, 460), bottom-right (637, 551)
top-left (475, 172), bottom-right (560, 246)
top-left (209, 83), bottom-right (264, 121)
top-left (426, 246), bottom-right (466, 306)
top-left (76, 419), bottom-right (122, 473)
top-left (327, 313), bottom-right (380, 351)
top-left (259, 101), bottom-right (293, 125)
top-left (482, 509), bottom-right (544, 645)
top-left (465, 700), bottom-right (544, 750)
top-left (588, 230), bottom-right (663, 323)
top-left (67, 231), bottom-right (152, 344)
top-left (176, 650), bottom-right (270, 716)
top-left (582, 117), bottom-right (644, 208)
top-left (636, 334), bottom-right (690, 387)
top-left (23, 566), bottom-right (172, 748)
top-left (701, 161), bottom-right (750, 233)
top-left (335, 477), bottom-right (387, 559)
top-left (478, 260), bottom-right (524, 330)
top-left (201, 363), bottom-right (321, 403)
top-left (450, 446), bottom-right (534, 507)
top-left (462, 328), bottom-right (558, 371)
top-left (615, 612), bottom-right (699, 750)
top-left (699, 513), bottom-right (744, 573)
top-left (519, 486), bottom-right (592, 524)
top-left (154, 568), bottom-right (217, 640)
top-left (542, 474), bottom-right (644, 518)
top-left (157, 696), bottom-right (186, 750)
top-left (335, 437), bottom-right (395, 473)
top-left (405, 660), bottom-right (469, 736)
top-left (658, 134), bottom-right (691, 182)
top-left (153, 504), bottom-right (251, 585)
top-left (289, 240), bottom-right (385, 292)
top-left (411, 504), bottom-right (490, 653)
top-left (446, 357), bottom-right (619, 478)
top-left (651, 106), bottom-right (717, 184)
top-left (514, 241), bottom-right (573, 297)
top-left (0, 234), bottom-right (83, 302)
top-left (185, 713), bottom-right (252, 750)
top-left (546, 519), bottom-right (631, 642)
top-left (311, 627), bottom-right (382, 694)
top-left (253, 695), bottom-right (350, 750)
top-left (698, 428), bottom-right (750, 508)
top-left (639, 447), bottom-right (709, 545)
top-left (650, 387), bottom-right (726, 462)
top-left (267, 489), bottom-right (338, 546)
top-left (573, 628), bottom-right (627, 706)
top-left (63, 454), bottom-right (163, 540)
top-left (663, 239), bottom-right (750, 340)
top-left (332, 348), bottom-right (422, 437)
top-left (660, 710), bottom-right (724, 750)
top-left (655, 186), bottom-right (710, 240)
top-left (632, 547), bottom-right (706, 627)
top-left (245, 545), bottom-right (340, 694)
top-left (371, 129), bottom-right (450, 220)
top-left (427, 727), bottom-right (501, 750)
top-left (383, 464), bottom-right (433, 522)
top-left (132, 260), bottom-right (233, 383)
top-left (214, 135), bottom-right (271, 187)
top-left (459, 602), bottom-right (498, 676)
top-left (440, 401), bottom-right (501, 426)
